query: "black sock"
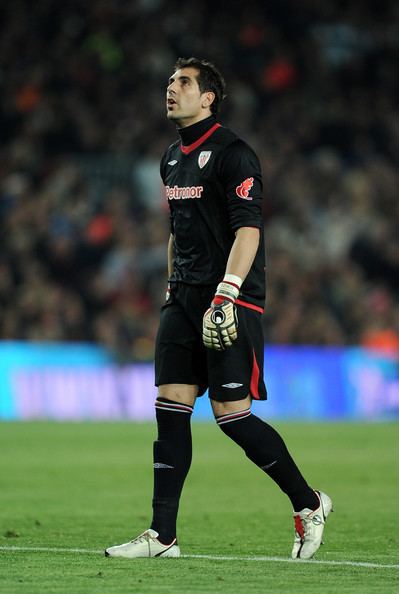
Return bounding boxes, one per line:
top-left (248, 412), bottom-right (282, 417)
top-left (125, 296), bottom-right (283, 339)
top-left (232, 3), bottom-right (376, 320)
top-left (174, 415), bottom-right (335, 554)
top-left (150, 398), bottom-right (193, 543)
top-left (216, 410), bottom-right (319, 512)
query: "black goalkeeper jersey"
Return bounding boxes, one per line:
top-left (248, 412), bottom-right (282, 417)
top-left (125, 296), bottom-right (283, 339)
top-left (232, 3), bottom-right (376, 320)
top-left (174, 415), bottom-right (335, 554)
top-left (160, 117), bottom-right (266, 311)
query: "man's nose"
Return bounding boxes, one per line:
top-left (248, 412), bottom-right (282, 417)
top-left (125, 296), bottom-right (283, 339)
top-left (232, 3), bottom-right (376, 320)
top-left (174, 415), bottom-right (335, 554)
top-left (167, 80), bottom-right (177, 93)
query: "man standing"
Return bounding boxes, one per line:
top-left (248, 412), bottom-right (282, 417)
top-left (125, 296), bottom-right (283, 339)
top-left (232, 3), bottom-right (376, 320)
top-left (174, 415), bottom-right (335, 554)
top-left (105, 57), bottom-right (332, 560)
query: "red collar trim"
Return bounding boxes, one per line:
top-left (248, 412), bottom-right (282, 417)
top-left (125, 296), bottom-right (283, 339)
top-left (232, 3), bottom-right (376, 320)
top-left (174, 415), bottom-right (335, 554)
top-left (180, 123), bottom-right (221, 155)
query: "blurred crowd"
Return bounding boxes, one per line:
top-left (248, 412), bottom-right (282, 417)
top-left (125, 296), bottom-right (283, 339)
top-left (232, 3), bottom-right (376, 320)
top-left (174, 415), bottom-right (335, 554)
top-left (1, 0), bottom-right (398, 360)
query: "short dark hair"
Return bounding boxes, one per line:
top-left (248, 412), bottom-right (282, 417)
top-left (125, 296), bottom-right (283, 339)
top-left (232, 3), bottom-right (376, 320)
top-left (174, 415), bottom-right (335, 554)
top-left (174, 57), bottom-right (226, 114)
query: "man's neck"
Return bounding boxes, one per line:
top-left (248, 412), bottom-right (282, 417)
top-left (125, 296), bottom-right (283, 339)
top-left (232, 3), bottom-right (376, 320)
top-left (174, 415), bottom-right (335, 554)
top-left (177, 115), bottom-right (217, 147)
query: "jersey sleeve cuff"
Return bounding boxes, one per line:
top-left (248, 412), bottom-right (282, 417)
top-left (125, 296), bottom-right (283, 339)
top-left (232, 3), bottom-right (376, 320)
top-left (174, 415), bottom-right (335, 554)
top-left (230, 221), bottom-right (263, 232)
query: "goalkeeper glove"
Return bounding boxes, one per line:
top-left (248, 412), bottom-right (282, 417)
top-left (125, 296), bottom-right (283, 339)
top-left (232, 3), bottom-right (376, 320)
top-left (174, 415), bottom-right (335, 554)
top-left (202, 275), bottom-right (242, 350)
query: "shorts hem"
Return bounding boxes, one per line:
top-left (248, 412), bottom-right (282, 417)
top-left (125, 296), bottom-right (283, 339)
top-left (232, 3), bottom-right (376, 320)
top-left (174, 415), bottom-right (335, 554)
top-left (155, 380), bottom-right (208, 397)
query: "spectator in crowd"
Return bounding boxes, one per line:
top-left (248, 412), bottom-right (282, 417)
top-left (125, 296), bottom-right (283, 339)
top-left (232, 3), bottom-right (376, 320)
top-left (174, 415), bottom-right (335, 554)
top-left (1, 0), bottom-right (398, 359)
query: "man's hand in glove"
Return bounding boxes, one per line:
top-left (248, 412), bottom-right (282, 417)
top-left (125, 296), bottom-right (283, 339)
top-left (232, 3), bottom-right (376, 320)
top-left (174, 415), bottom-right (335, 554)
top-left (202, 276), bottom-right (242, 350)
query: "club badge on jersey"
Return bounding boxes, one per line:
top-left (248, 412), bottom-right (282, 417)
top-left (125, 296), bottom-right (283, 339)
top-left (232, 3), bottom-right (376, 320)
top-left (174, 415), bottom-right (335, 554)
top-left (198, 151), bottom-right (212, 169)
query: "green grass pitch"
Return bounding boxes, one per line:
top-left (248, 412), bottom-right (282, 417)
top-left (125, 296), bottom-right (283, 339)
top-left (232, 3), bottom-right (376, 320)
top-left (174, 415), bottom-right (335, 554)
top-left (0, 420), bottom-right (398, 593)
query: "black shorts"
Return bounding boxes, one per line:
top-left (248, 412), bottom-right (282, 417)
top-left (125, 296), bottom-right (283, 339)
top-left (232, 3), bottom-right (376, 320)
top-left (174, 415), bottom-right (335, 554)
top-left (155, 283), bottom-right (267, 402)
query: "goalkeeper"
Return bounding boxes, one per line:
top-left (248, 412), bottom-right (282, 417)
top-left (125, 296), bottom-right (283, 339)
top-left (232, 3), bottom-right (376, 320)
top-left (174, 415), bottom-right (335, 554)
top-left (105, 57), bottom-right (332, 560)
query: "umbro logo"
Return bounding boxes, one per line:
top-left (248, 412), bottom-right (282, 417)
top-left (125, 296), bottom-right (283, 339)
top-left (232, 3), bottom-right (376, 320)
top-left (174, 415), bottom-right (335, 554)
top-left (261, 460), bottom-right (277, 470)
top-left (222, 382), bottom-right (243, 388)
top-left (168, 160), bottom-right (178, 166)
top-left (153, 462), bottom-right (174, 469)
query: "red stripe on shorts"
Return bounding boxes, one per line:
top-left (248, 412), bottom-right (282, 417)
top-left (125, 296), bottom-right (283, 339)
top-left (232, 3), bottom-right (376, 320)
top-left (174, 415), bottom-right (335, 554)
top-left (250, 349), bottom-right (260, 400)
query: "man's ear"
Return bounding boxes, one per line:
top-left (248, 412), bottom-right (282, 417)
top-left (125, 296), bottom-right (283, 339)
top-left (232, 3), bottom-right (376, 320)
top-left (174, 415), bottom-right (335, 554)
top-left (202, 91), bottom-right (215, 109)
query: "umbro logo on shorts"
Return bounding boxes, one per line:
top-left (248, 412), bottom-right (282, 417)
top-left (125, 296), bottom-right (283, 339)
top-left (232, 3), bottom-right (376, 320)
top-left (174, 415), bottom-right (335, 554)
top-left (222, 382), bottom-right (243, 388)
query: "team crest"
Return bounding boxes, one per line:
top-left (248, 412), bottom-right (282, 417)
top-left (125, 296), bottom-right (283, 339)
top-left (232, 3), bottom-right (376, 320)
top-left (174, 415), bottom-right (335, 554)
top-left (198, 151), bottom-right (212, 169)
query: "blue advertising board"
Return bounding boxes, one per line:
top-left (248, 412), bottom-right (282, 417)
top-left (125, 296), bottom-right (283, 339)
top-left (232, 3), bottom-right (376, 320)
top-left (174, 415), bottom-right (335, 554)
top-left (0, 342), bottom-right (398, 421)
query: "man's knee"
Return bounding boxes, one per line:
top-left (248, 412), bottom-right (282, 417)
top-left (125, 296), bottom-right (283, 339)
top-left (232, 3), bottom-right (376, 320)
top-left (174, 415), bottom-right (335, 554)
top-left (211, 395), bottom-right (252, 419)
top-left (157, 384), bottom-right (198, 407)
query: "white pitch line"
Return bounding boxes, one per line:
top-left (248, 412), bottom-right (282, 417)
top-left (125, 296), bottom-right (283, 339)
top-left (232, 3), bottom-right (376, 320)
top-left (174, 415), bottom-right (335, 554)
top-left (186, 554), bottom-right (399, 570)
top-left (0, 546), bottom-right (398, 570)
top-left (0, 546), bottom-right (102, 555)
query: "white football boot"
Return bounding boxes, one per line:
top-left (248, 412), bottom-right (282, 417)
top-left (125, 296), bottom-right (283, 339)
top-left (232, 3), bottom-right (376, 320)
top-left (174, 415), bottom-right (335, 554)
top-left (105, 529), bottom-right (180, 558)
top-left (291, 491), bottom-right (333, 559)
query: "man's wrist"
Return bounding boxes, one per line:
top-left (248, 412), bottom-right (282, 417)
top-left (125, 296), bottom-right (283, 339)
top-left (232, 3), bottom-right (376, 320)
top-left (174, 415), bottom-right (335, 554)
top-left (213, 274), bottom-right (243, 305)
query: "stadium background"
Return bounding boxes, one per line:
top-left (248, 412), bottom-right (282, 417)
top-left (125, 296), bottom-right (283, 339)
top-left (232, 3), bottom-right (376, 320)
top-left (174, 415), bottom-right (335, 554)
top-left (1, 0), bottom-right (398, 420)
top-left (1, 3), bottom-right (399, 593)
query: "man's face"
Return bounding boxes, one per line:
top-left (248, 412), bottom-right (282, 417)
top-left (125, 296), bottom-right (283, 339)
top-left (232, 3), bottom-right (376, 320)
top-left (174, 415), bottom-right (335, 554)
top-left (166, 67), bottom-right (213, 127)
